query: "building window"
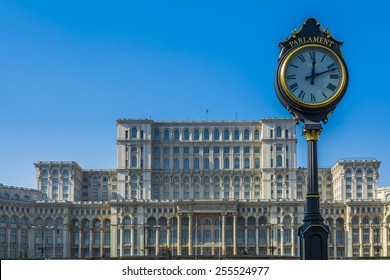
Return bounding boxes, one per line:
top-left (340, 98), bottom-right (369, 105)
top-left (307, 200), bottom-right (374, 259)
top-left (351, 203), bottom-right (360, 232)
top-left (131, 127), bottom-right (137, 139)
top-left (163, 129), bottom-right (170, 141)
top-left (214, 129), bottom-right (220, 141)
top-left (234, 158), bottom-right (240, 169)
top-left (204, 158), bottom-right (210, 170)
top-left (153, 129), bottom-right (160, 141)
top-left (276, 127), bottom-right (282, 138)
top-left (277, 155), bottom-right (283, 167)
top-left (234, 129), bottom-right (240, 140)
top-left (224, 129), bottom-right (230, 140)
top-left (131, 156), bottom-right (137, 168)
top-left (214, 159), bottom-right (220, 170)
top-left (254, 129), bottom-right (260, 140)
top-left (224, 158), bottom-right (230, 169)
top-left (204, 129), bottom-right (210, 140)
top-left (174, 129), bottom-right (180, 140)
top-left (174, 158), bottom-right (179, 170)
top-left (244, 158), bottom-right (250, 169)
top-left (244, 129), bottom-right (250, 140)
top-left (183, 129), bottom-right (190, 140)
top-left (194, 129), bottom-right (199, 140)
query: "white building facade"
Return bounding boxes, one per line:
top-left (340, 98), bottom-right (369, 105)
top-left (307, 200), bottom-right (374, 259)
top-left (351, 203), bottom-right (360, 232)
top-left (0, 118), bottom-right (389, 259)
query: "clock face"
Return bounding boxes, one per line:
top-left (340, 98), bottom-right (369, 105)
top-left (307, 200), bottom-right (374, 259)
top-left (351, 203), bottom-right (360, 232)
top-left (280, 44), bottom-right (346, 108)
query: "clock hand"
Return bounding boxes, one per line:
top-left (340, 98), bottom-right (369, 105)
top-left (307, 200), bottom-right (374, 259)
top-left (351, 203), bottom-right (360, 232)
top-left (305, 68), bottom-right (337, 80)
top-left (310, 52), bottom-right (316, 85)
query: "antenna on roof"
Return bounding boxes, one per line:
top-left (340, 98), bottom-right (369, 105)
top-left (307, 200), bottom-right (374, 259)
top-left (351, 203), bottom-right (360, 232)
top-left (205, 108), bottom-right (209, 121)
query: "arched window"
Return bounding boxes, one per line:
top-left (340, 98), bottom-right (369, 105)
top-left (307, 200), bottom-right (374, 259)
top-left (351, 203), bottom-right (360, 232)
top-left (325, 218), bottom-right (333, 227)
top-left (214, 158), bottom-right (220, 170)
top-left (283, 216), bottom-right (291, 225)
top-left (174, 129), bottom-right (180, 140)
top-left (63, 169), bottom-right (70, 176)
top-left (336, 218), bottom-right (344, 227)
top-left (356, 168), bottom-right (363, 175)
top-left (367, 168), bottom-right (373, 174)
top-left (224, 158), bottom-right (230, 169)
top-left (244, 129), bottom-right (250, 140)
top-left (386, 193), bottom-right (390, 201)
top-left (362, 217), bottom-right (370, 225)
top-left (346, 168), bottom-right (352, 174)
top-left (248, 217), bottom-right (256, 226)
top-left (234, 158), bottom-right (240, 169)
top-left (183, 158), bottom-right (190, 170)
top-left (224, 129), bottom-right (230, 140)
top-left (213, 129), bottom-right (220, 140)
top-left (194, 158), bottom-right (200, 170)
top-left (254, 129), bottom-right (260, 140)
top-left (41, 169), bottom-right (49, 176)
top-left (123, 217), bottom-right (131, 225)
top-left (255, 158), bottom-right (260, 169)
top-left (194, 129), bottom-right (199, 140)
top-left (163, 129), bottom-right (170, 141)
top-left (204, 219), bottom-right (211, 225)
top-left (259, 217), bottom-right (267, 225)
top-left (244, 158), bottom-right (250, 169)
top-left (204, 129), bottom-right (210, 140)
top-left (351, 216), bottom-right (359, 225)
top-left (93, 220), bottom-right (100, 227)
top-left (153, 129), bottom-right (160, 141)
top-left (183, 129), bottom-right (190, 140)
top-left (234, 129), bottom-right (240, 140)
top-left (277, 155), bottom-right (283, 167)
top-left (131, 127), bottom-right (137, 139)
top-left (276, 127), bottom-right (282, 138)
top-left (204, 158), bottom-right (210, 170)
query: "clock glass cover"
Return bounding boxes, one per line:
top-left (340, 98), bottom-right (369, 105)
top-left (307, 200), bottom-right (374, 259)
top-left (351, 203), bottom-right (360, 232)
top-left (281, 44), bottom-right (346, 108)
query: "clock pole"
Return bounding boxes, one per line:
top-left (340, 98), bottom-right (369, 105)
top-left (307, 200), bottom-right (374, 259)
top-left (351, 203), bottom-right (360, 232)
top-left (274, 18), bottom-right (349, 259)
top-left (298, 122), bottom-right (329, 260)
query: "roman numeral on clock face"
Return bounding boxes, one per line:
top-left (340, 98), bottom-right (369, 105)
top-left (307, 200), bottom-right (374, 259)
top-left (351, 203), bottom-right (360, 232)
top-left (327, 83), bottom-right (337, 91)
top-left (286, 74), bottom-right (296, 79)
top-left (289, 83), bottom-right (299, 92)
top-left (298, 54), bottom-right (306, 62)
top-left (298, 90), bottom-right (305, 100)
top-left (311, 94), bottom-right (316, 103)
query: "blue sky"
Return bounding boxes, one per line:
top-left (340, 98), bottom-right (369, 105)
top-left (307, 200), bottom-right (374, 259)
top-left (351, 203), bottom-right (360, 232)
top-left (1, 0), bottom-right (390, 188)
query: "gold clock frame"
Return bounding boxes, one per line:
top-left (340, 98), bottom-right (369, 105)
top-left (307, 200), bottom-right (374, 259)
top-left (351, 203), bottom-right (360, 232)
top-left (279, 43), bottom-right (347, 109)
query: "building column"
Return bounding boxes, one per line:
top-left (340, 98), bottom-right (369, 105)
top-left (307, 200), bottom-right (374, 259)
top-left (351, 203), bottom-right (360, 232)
top-left (221, 214), bottom-right (226, 255)
top-left (344, 229), bottom-right (349, 258)
top-left (110, 225), bottom-right (117, 258)
top-left (333, 228), bottom-right (337, 259)
top-left (233, 214), bottom-right (237, 255)
top-left (52, 228), bottom-right (57, 259)
top-left (255, 226), bottom-right (259, 255)
top-left (119, 226), bottom-right (123, 257)
top-left (244, 223), bottom-right (248, 254)
top-left (167, 224), bottom-right (171, 253)
top-left (291, 226), bottom-right (295, 257)
top-left (177, 215), bottom-right (182, 255)
top-left (370, 225), bottom-right (374, 256)
top-left (78, 229), bottom-right (82, 258)
top-left (130, 226), bottom-right (134, 256)
top-left (63, 227), bottom-right (69, 258)
top-left (155, 227), bottom-right (160, 256)
top-left (145, 227), bottom-right (149, 256)
top-left (28, 227), bottom-right (34, 259)
top-left (188, 214), bottom-right (193, 256)
top-left (280, 225), bottom-right (284, 255)
top-left (347, 225), bottom-right (353, 257)
top-left (100, 228), bottom-right (104, 258)
top-left (17, 228), bottom-right (21, 258)
top-left (359, 225), bottom-right (363, 256)
top-left (383, 225), bottom-right (388, 257)
top-left (7, 228), bottom-right (11, 258)
top-left (89, 229), bottom-right (93, 258)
